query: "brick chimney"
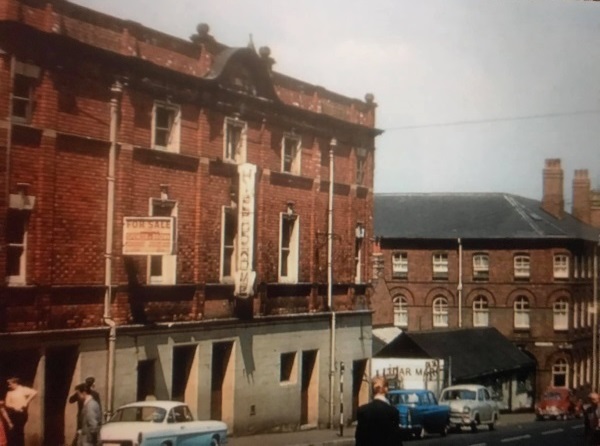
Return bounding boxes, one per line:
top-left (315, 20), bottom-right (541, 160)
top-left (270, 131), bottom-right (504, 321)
top-left (572, 169), bottom-right (591, 223)
top-left (541, 158), bottom-right (564, 219)
top-left (591, 190), bottom-right (600, 228)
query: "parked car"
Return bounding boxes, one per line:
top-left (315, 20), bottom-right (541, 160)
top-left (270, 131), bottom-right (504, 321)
top-left (438, 384), bottom-right (500, 432)
top-left (535, 388), bottom-right (583, 420)
top-left (388, 389), bottom-right (450, 439)
top-left (100, 400), bottom-right (228, 446)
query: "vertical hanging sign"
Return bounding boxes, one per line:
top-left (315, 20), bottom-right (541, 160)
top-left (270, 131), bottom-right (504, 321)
top-left (234, 163), bottom-right (257, 297)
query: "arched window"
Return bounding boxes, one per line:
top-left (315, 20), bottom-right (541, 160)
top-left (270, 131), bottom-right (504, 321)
top-left (552, 358), bottom-right (568, 388)
top-left (393, 296), bottom-right (408, 328)
top-left (514, 296), bottom-right (530, 329)
top-left (433, 297), bottom-right (448, 327)
top-left (473, 296), bottom-right (489, 327)
top-left (553, 298), bottom-right (569, 331)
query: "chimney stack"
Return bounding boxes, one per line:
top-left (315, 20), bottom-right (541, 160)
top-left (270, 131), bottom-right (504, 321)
top-left (541, 158), bottom-right (564, 219)
top-left (572, 169), bottom-right (591, 224)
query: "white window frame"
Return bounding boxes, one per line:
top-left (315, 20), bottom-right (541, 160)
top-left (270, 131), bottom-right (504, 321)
top-left (552, 359), bottom-right (568, 388)
top-left (432, 296), bottom-right (448, 327)
top-left (553, 254), bottom-right (569, 279)
top-left (278, 213), bottom-right (299, 283)
top-left (392, 252), bottom-right (408, 279)
top-left (354, 235), bottom-right (364, 284)
top-left (574, 302), bottom-right (579, 329)
top-left (514, 255), bottom-right (530, 279)
top-left (553, 298), bottom-right (569, 331)
top-left (147, 198), bottom-right (177, 285)
top-left (11, 61), bottom-right (39, 123)
top-left (432, 253), bottom-right (448, 279)
top-left (473, 254), bottom-right (489, 280)
top-left (220, 206), bottom-right (236, 283)
top-left (472, 295), bottom-right (489, 327)
top-left (152, 101), bottom-right (181, 153)
top-left (513, 296), bottom-right (530, 329)
top-left (281, 133), bottom-right (301, 175)
top-left (393, 296), bottom-right (408, 328)
top-left (224, 117), bottom-right (247, 164)
top-left (6, 209), bottom-right (28, 286)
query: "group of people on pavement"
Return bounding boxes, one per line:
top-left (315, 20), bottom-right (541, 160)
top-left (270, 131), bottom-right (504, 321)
top-left (0, 376), bottom-right (102, 446)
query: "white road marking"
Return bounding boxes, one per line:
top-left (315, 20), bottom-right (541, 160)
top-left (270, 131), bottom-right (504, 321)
top-left (571, 424), bottom-right (584, 430)
top-left (468, 443), bottom-right (487, 446)
top-left (501, 434), bottom-right (531, 442)
top-left (541, 428), bottom-right (563, 435)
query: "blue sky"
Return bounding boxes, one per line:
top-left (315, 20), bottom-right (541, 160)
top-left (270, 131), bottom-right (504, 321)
top-left (71, 0), bottom-right (600, 208)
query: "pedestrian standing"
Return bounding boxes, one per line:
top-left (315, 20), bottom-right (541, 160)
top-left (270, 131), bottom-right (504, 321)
top-left (68, 383), bottom-right (85, 446)
top-left (77, 384), bottom-right (102, 446)
top-left (355, 376), bottom-right (403, 446)
top-left (5, 377), bottom-right (36, 446)
top-left (0, 400), bottom-right (13, 446)
top-left (585, 392), bottom-right (600, 445)
top-left (84, 377), bottom-right (102, 418)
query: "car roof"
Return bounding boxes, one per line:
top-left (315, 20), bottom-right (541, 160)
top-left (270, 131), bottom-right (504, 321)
top-left (388, 389), bottom-right (429, 393)
top-left (442, 385), bottom-right (486, 391)
top-left (116, 401), bottom-right (186, 410)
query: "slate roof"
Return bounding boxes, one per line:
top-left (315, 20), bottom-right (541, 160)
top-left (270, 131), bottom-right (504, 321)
top-left (376, 327), bottom-right (535, 381)
top-left (374, 193), bottom-right (600, 241)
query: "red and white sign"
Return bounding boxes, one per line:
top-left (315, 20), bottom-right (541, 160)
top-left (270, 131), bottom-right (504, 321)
top-left (122, 217), bottom-right (175, 255)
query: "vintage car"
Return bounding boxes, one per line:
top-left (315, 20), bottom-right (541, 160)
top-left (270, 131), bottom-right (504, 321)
top-left (438, 384), bottom-right (500, 432)
top-left (100, 401), bottom-right (228, 446)
top-left (388, 389), bottom-right (450, 438)
top-left (535, 388), bottom-right (583, 420)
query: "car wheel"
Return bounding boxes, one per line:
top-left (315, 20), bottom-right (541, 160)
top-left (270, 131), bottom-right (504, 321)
top-left (471, 416), bottom-right (479, 433)
top-left (210, 437), bottom-right (220, 446)
top-left (488, 414), bottom-right (496, 431)
top-left (440, 423), bottom-right (449, 437)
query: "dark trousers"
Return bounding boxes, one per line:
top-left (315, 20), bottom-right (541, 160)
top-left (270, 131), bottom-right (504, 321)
top-left (6, 409), bottom-right (27, 446)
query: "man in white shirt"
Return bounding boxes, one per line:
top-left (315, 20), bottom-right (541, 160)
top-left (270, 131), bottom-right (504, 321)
top-left (5, 377), bottom-right (37, 446)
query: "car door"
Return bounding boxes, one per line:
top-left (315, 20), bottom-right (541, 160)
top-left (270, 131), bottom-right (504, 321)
top-left (425, 391), bottom-right (444, 431)
top-left (478, 388), bottom-right (492, 422)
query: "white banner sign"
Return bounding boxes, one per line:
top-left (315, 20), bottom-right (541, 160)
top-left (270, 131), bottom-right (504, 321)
top-left (122, 217), bottom-right (175, 255)
top-left (234, 163), bottom-right (257, 297)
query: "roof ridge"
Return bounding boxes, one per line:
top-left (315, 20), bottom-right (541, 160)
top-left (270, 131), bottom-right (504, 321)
top-left (503, 194), bottom-right (545, 236)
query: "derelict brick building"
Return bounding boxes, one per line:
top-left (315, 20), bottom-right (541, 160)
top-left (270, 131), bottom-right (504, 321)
top-left (0, 0), bottom-right (380, 442)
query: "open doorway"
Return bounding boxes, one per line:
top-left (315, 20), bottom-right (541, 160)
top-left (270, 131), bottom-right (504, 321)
top-left (137, 359), bottom-right (156, 401)
top-left (44, 346), bottom-right (78, 446)
top-left (300, 350), bottom-right (318, 426)
top-left (172, 345), bottom-right (196, 402)
top-left (211, 341), bottom-right (234, 425)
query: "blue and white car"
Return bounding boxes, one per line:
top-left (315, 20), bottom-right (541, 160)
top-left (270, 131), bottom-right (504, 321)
top-left (100, 401), bottom-right (228, 446)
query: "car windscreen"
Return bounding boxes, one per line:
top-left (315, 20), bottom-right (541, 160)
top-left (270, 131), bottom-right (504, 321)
top-left (389, 392), bottom-right (421, 405)
top-left (441, 390), bottom-right (477, 401)
top-left (109, 406), bottom-right (166, 423)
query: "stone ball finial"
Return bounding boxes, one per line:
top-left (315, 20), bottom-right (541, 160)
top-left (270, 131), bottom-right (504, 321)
top-left (258, 46), bottom-right (271, 59)
top-left (196, 23), bottom-right (210, 37)
top-left (365, 93), bottom-right (375, 104)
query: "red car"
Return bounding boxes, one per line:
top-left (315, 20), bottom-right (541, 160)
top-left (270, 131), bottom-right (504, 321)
top-left (535, 388), bottom-right (583, 420)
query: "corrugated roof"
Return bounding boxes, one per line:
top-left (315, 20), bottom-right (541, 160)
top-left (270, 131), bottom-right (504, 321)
top-left (376, 327), bottom-right (535, 381)
top-left (374, 193), bottom-right (600, 241)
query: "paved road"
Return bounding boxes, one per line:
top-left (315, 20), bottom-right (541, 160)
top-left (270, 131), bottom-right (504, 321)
top-left (228, 412), bottom-right (581, 446)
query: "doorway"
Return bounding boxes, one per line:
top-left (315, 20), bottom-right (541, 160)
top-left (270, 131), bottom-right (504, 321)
top-left (211, 341), bottom-right (234, 423)
top-left (44, 346), bottom-right (78, 446)
top-left (172, 345), bottom-right (196, 402)
top-left (137, 359), bottom-right (156, 401)
top-left (300, 350), bottom-right (318, 426)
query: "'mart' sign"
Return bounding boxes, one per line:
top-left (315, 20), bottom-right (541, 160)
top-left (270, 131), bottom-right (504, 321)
top-left (234, 163), bottom-right (257, 297)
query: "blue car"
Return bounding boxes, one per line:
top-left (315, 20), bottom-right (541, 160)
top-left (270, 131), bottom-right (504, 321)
top-left (388, 389), bottom-right (450, 439)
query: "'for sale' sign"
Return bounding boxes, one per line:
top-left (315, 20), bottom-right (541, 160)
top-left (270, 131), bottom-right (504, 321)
top-left (122, 217), bottom-right (175, 255)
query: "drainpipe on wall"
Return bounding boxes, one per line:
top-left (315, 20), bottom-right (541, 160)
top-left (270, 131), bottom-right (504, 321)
top-left (593, 239), bottom-right (598, 392)
top-left (104, 80), bottom-right (122, 419)
top-left (328, 138), bottom-right (336, 429)
top-left (457, 238), bottom-right (463, 328)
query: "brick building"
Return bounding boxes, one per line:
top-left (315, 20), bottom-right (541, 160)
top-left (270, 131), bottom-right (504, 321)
top-left (372, 159), bottom-right (600, 408)
top-left (0, 0), bottom-right (380, 442)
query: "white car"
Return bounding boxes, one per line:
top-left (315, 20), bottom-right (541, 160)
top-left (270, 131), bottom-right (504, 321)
top-left (100, 401), bottom-right (228, 446)
top-left (438, 384), bottom-right (500, 432)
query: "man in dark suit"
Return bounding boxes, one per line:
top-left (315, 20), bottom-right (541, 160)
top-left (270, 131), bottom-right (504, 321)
top-left (355, 376), bottom-right (403, 446)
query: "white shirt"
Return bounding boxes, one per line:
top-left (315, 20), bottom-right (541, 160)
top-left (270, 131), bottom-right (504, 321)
top-left (6, 385), bottom-right (37, 412)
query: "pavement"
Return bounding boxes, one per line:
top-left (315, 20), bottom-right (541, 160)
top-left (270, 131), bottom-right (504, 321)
top-left (228, 412), bottom-right (538, 446)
